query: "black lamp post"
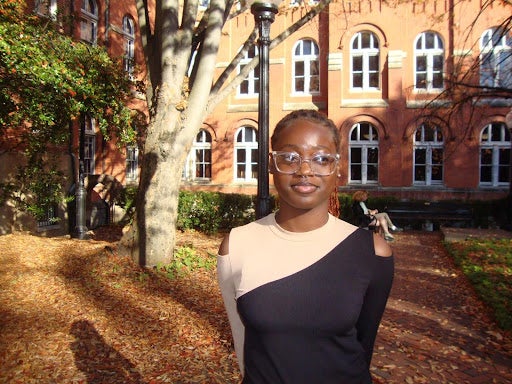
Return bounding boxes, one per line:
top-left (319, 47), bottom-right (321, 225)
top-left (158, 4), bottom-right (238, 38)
top-left (251, 0), bottom-right (279, 219)
top-left (72, 117), bottom-right (89, 239)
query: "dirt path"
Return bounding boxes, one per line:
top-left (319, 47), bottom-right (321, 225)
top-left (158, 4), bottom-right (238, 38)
top-left (0, 230), bottom-right (511, 383)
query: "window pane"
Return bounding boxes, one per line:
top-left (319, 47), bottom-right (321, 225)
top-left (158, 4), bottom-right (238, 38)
top-left (237, 148), bottom-right (246, 162)
top-left (369, 55), bottom-right (379, 70)
top-left (367, 147), bottom-right (379, 163)
top-left (353, 56), bottom-right (363, 71)
top-left (353, 74), bottom-right (362, 88)
top-left (416, 56), bottom-right (427, 71)
top-left (416, 73), bottom-right (427, 88)
top-left (499, 148), bottom-right (510, 165)
top-left (367, 164), bottom-right (378, 181)
top-left (433, 55), bottom-right (443, 71)
top-left (480, 165), bottom-right (492, 182)
top-left (432, 148), bottom-right (443, 165)
top-left (310, 76), bottom-right (320, 92)
top-left (369, 73), bottom-right (379, 88)
top-left (295, 78), bottom-right (305, 92)
top-left (415, 165), bottom-right (426, 181)
top-left (351, 165), bottom-right (362, 181)
top-left (432, 165), bottom-right (443, 181)
top-left (310, 60), bottom-right (319, 75)
top-left (303, 40), bottom-right (312, 55)
top-left (351, 148), bottom-right (362, 163)
top-left (415, 148), bottom-right (426, 164)
top-left (295, 62), bottom-right (305, 76)
top-left (361, 32), bottom-right (371, 48)
top-left (432, 73), bottom-right (443, 88)
top-left (480, 148), bottom-right (493, 165)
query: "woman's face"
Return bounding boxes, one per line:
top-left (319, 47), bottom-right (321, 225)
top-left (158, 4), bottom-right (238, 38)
top-left (270, 119), bottom-right (339, 214)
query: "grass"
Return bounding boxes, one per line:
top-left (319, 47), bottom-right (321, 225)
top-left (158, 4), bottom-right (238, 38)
top-left (444, 238), bottom-right (512, 330)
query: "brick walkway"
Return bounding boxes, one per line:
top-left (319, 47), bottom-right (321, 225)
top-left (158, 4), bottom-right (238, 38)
top-left (371, 231), bottom-right (512, 384)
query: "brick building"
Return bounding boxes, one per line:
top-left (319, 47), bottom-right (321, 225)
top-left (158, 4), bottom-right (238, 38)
top-left (191, 0), bottom-right (512, 203)
top-left (2, 0), bottom-right (511, 234)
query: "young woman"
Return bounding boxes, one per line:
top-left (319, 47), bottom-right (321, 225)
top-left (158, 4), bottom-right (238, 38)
top-left (352, 190), bottom-right (402, 242)
top-left (217, 110), bottom-right (394, 384)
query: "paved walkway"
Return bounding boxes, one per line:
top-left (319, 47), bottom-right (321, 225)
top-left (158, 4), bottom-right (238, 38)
top-left (370, 230), bottom-right (512, 384)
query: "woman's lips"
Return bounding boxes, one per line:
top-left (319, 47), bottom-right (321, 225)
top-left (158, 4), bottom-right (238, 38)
top-left (291, 182), bottom-right (318, 194)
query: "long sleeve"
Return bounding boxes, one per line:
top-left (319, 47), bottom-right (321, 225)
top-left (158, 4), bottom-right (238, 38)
top-left (217, 254), bottom-right (245, 373)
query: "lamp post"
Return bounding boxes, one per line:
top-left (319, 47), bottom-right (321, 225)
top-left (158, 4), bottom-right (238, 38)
top-left (72, 117), bottom-right (89, 239)
top-left (251, 0), bottom-right (280, 219)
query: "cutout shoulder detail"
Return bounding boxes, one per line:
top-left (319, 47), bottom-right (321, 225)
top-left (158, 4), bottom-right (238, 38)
top-left (373, 233), bottom-right (393, 257)
top-left (218, 233), bottom-right (230, 256)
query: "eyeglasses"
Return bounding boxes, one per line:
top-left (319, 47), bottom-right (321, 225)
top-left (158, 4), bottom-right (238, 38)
top-left (271, 151), bottom-right (340, 176)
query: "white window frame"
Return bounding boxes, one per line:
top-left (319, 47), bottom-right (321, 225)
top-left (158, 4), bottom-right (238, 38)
top-left (480, 27), bottom-right (512, 88)
top-left (479, 122), bottom-right (511, 187)
top-left (183, 130), bottom-right (212, 181)
top-left (413, 123), bottom-right (444, 186)
top-left (122, 16), bottom-right (136, 79)
top-left (234, 126), bottom-right (258, 183)
top-left (126, 145), bottom-right (139, 182)
top-left (35, 0), bottom-right (57, 19)
top-left (83, 115), bottom-right (96, 176)
top-left (350, 31), bottom-right (380, 90)
top-left (414, 32), bottom-right (444, 91)
top-left (292, 39), bottom-right (320, 95)
top-left (348, 122), bottom-right (379, 184)
top-left (237, 46), bottom-right (259, 98)
top-left (80, 0), bottom-right (98, 44)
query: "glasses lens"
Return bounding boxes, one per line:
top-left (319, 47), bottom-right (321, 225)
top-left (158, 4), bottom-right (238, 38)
top-left (273, 152), bottom-right (301, 174)
top-left (310, 154), bottom-right (337, 175)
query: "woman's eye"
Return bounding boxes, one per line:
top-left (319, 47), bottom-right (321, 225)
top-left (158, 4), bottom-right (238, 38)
top-left (283, 154), bottom-right (299, 162)
top-left (313, 155), bottom-right (331, 165)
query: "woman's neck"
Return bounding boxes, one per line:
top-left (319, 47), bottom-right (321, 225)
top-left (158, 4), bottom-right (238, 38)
top-left (274, 208), bottom-right (329, 232)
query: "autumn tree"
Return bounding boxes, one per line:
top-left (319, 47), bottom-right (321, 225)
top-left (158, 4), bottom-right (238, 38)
top-left (122, 0), bottom-right (332, 266)
top-left (0, 0), bottom-right (135, 225)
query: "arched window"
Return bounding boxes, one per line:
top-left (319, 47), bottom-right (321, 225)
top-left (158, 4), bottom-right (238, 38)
top-left (414, 32), bottom-right (444, 91)
top-left (480, 122), bottom-right (510, 187)
top-left (82, 115), bottom-right (96, 175)
top-left (238, 46), bottom-right (259, 97)
top-left (480, 27), bottom-right (512, 88)
top-left (122, 16), bottom-right (136, 78)
top-left (234, 126), bottom-right (258, 182)
top-left (349, 122), bottom-right (379, 184)
top-left (292, 39), bottom-right (320, 94)
top-left (413, 123), bottom-right (444, 185)
top-left (80, 0), bottom-right (98, 44)
top-left (183, 130), bottom-right (212, 181)
top-left (350, 31), bottom-right (380, 90)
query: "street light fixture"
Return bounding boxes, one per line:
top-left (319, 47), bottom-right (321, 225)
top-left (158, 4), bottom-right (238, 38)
top-left (250, 0), bottom-right (281, 219)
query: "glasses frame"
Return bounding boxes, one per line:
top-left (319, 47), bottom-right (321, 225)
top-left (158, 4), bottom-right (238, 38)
top-left (271, 151), bottom-right (340, 176)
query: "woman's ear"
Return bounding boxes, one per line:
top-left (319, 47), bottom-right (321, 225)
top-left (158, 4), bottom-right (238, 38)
top-left (268, 153), bottom-right (276, 174)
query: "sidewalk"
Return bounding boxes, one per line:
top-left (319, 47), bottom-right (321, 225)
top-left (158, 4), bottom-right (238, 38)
top-left (371, 230), bottom-right (512, 384)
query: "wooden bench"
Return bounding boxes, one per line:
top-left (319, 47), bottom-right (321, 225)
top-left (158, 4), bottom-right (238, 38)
top-left (385, 201), bottom-right (473, 230)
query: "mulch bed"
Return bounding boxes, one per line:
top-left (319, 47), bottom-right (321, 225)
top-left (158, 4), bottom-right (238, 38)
top-left (1, 227), bottom-right (511, 383)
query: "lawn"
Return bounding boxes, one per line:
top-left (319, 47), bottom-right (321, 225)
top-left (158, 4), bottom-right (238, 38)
top-left (445, 238), bottom-right (512, 330)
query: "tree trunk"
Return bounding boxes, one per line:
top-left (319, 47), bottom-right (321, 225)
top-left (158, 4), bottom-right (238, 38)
top-left (119, 108), bottom-right (189, 267)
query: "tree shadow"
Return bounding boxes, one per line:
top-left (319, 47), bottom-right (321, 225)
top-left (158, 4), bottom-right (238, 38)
top-left (70, 319), bottom-right (145, 384)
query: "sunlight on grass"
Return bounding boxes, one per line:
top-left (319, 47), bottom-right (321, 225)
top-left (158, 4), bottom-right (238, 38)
top-left (445, 238), bottom-right (512, 330)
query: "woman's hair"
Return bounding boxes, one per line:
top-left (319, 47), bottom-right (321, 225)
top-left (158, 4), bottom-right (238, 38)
top-left (271, 109), bottom-right (340, 153)
top-left (352, 190), bottom-right (368, 202)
